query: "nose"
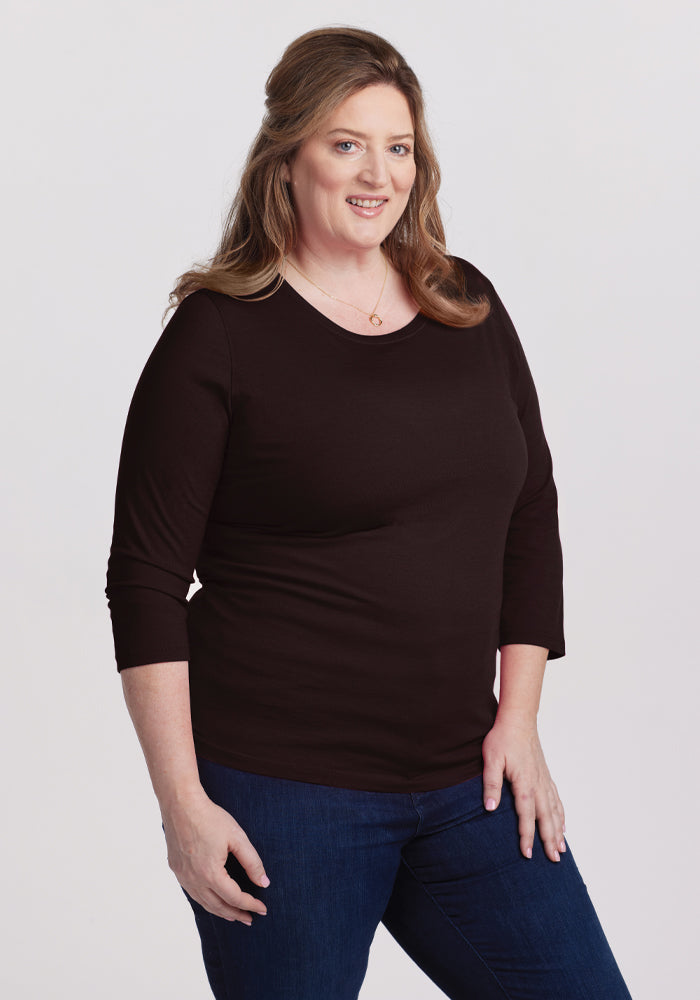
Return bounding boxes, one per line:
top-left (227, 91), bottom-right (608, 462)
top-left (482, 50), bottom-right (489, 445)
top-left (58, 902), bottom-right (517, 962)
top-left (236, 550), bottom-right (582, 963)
top-left (357, 149), bottom-right (389, 188)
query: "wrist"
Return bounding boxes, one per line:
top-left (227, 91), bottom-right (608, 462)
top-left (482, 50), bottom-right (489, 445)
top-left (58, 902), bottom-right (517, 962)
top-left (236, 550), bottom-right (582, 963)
top-left (155, 776), bottom-right (209, 818)
top-left (493, 707), bottom-right (539, 732)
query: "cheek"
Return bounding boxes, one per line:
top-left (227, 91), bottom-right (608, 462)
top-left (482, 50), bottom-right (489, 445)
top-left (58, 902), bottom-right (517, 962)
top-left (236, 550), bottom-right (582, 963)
top-left (309, 158), bottom-right (347, 194)
top-left (293, 175), bottom-right (336, 221)
top-left (397, 165), bottom-right (417, 198)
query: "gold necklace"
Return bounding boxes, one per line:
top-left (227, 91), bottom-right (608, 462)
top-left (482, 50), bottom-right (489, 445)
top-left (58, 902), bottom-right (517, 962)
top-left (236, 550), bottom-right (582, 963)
top-left (284, 254), bottom-right (389, 327)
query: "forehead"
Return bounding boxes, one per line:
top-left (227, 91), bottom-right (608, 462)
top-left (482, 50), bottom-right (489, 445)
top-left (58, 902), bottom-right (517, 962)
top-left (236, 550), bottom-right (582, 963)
top-left (321, 84), bottom-right (414, 133)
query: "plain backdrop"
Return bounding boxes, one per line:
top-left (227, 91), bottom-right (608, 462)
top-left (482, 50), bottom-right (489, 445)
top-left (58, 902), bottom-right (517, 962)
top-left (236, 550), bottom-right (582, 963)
top-left (2, 1), bottom-right (698, 997)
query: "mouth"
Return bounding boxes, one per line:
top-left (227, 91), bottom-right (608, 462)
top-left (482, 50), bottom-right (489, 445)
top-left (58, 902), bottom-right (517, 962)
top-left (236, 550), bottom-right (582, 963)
top-left (346, 197), bottom-right (388, 208)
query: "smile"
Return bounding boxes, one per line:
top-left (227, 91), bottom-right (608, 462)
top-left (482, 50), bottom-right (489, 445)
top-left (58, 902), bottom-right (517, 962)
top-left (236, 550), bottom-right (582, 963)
top-left (346, 198), bottom-right (387, 208)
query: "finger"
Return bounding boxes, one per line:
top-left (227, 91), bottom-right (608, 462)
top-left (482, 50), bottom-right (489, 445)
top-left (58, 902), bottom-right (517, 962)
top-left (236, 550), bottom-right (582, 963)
top-left (514, 784), bottom-right (537, 859)
top-left (212, 872), bottom-right (268, 916)
top-left (195, 887), bottom-right (259, 925)
top-left (554, 796), bottom-right (567, 852)
top-left (482, 755), bottom-right (504, 812)
top-left (536, 789), bottom-right (561, 863)
top-left (548, 783), bottom-right (566, 853)
top-left (229, 826), bottom-right (271, 888)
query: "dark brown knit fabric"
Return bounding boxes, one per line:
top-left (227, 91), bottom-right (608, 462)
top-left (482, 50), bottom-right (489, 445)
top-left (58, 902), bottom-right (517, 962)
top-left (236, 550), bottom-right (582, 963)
top-left (105, 258), bottom-right (565, 792)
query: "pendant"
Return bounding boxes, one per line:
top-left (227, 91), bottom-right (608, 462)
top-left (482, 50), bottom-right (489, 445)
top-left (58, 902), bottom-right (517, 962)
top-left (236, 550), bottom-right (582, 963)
top-left (369, 314), bottom-right (383, 327)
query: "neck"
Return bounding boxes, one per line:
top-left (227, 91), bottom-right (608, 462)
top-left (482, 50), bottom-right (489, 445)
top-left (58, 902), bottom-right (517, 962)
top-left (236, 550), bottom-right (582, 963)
top-left (283, 241), bottom-right (392, 328)
top-left (287, 241), bottom-right (386, 283)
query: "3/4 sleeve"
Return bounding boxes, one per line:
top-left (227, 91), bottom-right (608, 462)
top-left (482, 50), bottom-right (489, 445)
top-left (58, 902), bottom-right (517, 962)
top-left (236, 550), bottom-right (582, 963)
top-left (105, 290), bottom-right (233, 671)
top-left (490, 282), bottom-right (566, 660)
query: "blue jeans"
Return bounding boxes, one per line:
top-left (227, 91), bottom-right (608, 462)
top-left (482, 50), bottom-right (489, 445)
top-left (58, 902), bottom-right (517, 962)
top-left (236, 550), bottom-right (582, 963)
top-left (181, 757), bottom-right (632, 999)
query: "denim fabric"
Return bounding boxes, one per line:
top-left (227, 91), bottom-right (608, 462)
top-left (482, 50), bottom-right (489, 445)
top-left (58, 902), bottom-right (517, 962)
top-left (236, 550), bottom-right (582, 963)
top-left (180, 757), bottom-right (632, 1000)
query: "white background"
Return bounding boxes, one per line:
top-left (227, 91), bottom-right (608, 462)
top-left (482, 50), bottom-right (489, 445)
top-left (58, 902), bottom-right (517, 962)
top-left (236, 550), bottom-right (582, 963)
top-left (3, 1), bottom-right (698, 996)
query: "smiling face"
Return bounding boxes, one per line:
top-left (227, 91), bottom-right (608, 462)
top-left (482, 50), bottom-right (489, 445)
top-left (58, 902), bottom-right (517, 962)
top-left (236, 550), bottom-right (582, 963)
top-left (283, 84), bottom-right (417, 259)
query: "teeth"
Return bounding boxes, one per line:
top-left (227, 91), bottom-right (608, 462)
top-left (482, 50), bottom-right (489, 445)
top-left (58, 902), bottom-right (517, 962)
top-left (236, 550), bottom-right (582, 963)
top-left (347, 198), bottom-right (386, 208)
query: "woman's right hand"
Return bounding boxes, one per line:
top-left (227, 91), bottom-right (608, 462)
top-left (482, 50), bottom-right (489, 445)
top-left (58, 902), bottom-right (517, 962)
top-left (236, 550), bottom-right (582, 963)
top-left (162, 792), bottom-right (270, 924)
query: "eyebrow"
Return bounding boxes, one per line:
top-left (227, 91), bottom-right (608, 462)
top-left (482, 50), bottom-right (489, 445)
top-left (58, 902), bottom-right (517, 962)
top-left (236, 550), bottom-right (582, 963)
top-left (326, 128), bottom-right (414, 142)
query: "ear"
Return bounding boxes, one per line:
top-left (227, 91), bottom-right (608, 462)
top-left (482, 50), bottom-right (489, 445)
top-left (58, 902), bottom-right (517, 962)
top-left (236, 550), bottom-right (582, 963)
top-left (281, 161), bottom-right (291, 183)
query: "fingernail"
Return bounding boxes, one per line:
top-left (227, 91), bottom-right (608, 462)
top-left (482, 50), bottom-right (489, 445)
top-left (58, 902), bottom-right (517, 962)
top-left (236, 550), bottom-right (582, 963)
top-left (526, 847), bottom-right (532, 859)
top-left (260, 875), bottom-right (270, 887)
top-left (559, 840), bottom-right (566, 852)
top-left (485, 798), bottom-right (497, 811)
top-left (554, 850), bottom-right (560, 862)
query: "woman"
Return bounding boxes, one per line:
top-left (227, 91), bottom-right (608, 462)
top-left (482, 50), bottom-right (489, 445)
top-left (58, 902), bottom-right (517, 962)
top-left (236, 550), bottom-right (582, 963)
top-left (105, 26), bottom-right (632, 1000)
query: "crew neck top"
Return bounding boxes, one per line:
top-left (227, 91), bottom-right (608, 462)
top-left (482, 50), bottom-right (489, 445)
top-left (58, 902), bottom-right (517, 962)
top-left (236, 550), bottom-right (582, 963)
top-left (105, 256), bottom-right (565, 793)
top-left (281, 278), bottom-right (427, 343)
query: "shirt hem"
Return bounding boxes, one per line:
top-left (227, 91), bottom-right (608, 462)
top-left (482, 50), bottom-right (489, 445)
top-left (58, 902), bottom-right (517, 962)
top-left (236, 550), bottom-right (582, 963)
top-left (193, 741), bottom-right (485, 794)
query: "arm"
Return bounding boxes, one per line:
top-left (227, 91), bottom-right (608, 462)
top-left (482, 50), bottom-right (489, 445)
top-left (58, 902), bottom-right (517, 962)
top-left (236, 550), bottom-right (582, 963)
top-left (481, 644), bottom-right (566, 863)
top-left (121, 660), bottom-right (269, 922)
top-left (105, 292), bottom-right (267, 921)
top-left (482, 279), bottom-right (567, 861)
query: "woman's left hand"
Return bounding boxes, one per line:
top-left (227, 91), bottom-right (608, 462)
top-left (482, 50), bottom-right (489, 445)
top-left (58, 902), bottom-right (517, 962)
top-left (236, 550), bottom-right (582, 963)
top-left (481, 719), bottom-right (566, 863)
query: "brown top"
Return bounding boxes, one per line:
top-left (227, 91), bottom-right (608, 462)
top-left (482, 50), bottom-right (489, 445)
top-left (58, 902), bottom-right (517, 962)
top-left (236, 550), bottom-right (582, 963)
top-left (105, 257), bottom-right (565, 792)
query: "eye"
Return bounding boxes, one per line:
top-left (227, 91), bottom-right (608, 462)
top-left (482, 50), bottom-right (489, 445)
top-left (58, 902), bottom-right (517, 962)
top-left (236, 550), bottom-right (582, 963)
top-left (336, 140), bottom-right (358, 153)
top-left (389, 144), bottom-right (412, 156)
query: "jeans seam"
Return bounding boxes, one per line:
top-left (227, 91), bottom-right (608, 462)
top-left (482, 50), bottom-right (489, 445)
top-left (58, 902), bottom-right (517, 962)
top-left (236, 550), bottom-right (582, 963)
top-left (398, 855), bottom-right (513, 999)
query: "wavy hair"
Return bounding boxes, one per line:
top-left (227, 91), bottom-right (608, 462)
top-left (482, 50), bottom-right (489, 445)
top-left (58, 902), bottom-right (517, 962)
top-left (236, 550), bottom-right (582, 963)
top-left (165, 27), bottom-right (490, 328)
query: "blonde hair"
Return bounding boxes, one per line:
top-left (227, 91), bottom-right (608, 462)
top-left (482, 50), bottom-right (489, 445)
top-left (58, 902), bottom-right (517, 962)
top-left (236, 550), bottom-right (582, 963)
top-left (165, 27), bottom-right (490, 328)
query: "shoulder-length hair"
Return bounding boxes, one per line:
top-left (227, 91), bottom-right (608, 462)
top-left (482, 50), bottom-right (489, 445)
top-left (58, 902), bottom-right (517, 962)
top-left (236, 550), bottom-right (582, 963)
top-left (165, 26), bottom-right (490, 329)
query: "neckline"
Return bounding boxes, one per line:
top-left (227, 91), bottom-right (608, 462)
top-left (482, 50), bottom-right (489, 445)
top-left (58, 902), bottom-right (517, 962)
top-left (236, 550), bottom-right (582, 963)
top-left (280, 278), bottom-right (426, 344)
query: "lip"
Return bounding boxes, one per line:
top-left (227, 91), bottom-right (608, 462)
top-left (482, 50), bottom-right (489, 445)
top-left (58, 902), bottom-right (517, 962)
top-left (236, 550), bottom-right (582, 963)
top-left (346, 196), bottom-right (388, 219)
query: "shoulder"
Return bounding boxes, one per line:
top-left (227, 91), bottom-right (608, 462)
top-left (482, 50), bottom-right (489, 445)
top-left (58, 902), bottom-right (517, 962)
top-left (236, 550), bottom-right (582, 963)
top-left (448, 254), bottom-right (519, 332)
top-left (142, 289), bottom-right (232, 390)
top-left (167, 287), bottom-right (228, 329)
top-left (447, 255), bottom-right (498, 300)
top-left (159, 288), bottom-right (234, 355)
top-left (180, 282), bottom-right (288, 335)
top-left (447, 255), bottom-right (528, 371)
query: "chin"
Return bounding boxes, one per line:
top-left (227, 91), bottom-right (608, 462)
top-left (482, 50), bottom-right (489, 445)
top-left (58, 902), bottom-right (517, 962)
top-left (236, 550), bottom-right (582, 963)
top-left (343, 227), bottom-right (395, 251)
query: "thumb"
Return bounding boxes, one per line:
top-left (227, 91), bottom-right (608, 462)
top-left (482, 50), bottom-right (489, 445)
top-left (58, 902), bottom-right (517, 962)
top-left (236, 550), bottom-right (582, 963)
top-left (482, 755), bottom-right (504, 812)
top-left (229, 825), bottom-right (271, 888)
